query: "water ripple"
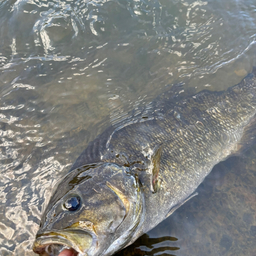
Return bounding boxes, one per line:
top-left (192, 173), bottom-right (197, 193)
top-left (1, 0), bottom-right (256, 255)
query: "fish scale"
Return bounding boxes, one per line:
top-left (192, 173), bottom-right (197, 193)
top-left (34, 68), bottom-right (256, 256)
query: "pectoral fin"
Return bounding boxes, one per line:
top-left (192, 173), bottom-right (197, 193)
top-left (133, 144), bottom-right (162, 193)
top-left (151, 144), bottom-right (162, 193)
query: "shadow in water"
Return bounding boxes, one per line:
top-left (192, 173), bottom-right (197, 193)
top-left (115, 234), bottom-right (179, 256)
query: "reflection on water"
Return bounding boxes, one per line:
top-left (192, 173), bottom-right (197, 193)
top-left (0, 0), bottom-right (256, 255)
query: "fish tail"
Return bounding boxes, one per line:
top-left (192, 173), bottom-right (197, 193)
top-left (227, 67), bottom-right (256, 108)
top-left (228, 67), bottom-right (256, 154)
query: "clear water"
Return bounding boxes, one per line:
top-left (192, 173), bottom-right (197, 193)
top-left (1, 0), bottom-right (256, 255)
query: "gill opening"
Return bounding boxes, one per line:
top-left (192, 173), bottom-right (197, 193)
top-left (106, 181), bottom-right (130, 217)
top-left (103, 177), bottom-right (145, 255)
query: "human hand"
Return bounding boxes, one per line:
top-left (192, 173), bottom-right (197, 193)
top-left (58, 249), bottom-right (76, 256)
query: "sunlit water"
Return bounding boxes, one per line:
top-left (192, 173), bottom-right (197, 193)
top-left (1, 0), bottom-right (256, 255)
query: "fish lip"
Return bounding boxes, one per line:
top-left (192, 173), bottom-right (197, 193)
top-left (33, 234), bottom-right (81, 255)
top-left (33, 229), bottom-right (92, 255)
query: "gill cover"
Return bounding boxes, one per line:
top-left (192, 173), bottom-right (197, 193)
top-left (33, 163), bottom-right (144, 256)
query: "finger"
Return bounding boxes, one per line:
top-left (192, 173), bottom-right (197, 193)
top-left (58, 249), bottom-right (75, 256)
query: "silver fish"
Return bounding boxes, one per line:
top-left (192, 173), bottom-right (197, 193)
top-left (33, 68), bottom-right (256, 256)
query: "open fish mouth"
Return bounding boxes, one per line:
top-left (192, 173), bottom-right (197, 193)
top-left (33, 237), bottom-right (78, 256)
top-left (33, 243), bottom-right (76, 256)
top-left (33, 229), bottom-right (94, 256)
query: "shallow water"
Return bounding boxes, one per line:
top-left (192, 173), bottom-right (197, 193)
top-left (1, 0), bottom-right (256, 255)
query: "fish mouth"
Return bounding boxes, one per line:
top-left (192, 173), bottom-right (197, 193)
top-left (33, 229), bottom-right (94, 256)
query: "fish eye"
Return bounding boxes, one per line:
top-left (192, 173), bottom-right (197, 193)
top-left (64, 196), bottom-right (81, 211)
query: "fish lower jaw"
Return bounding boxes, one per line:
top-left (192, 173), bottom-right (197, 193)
top-left (33, 234), bottom-right (85, 256)
top-left (35, 244), bottom-right (77, 256)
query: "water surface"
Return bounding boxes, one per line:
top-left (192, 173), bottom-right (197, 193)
top-left (1, 0), bottom-right (256, 255)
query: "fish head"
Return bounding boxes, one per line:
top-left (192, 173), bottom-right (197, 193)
top-left (33, 163), bottom-right (144, 256)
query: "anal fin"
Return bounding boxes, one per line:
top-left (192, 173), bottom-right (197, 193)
top-left (165, 192), bottom-right (198, 218)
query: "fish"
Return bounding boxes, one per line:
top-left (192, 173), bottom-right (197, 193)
top-left (33, 68), bottom-right (256, 256)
